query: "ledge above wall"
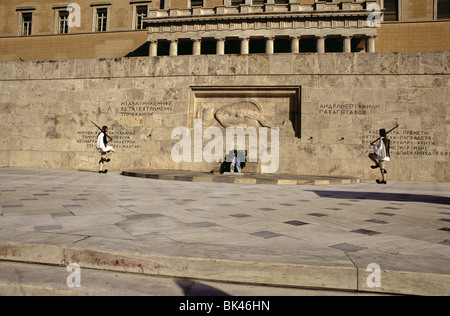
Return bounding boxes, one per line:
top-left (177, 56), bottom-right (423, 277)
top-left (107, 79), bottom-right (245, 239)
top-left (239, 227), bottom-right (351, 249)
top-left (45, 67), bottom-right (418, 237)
top-left (0, 52), bottom-right (448, 81)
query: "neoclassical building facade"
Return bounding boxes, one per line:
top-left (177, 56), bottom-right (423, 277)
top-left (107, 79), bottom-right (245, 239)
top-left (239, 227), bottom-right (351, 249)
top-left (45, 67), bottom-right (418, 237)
top-left (0, 0), bottom-right (448, 61)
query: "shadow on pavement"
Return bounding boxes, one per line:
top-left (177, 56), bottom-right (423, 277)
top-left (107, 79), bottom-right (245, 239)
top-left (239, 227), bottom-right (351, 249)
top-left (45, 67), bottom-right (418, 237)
top-left (309, 190), bottom-right (450, 206)
top-left (176, 279), bottom-right (230, 296)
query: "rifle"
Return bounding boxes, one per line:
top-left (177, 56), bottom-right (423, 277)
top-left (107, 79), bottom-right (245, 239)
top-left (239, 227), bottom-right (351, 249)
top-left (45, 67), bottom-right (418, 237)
top-left (370, 124), bottom-right (399, 145)
top-left (91, 121), bottom-right (113, 142)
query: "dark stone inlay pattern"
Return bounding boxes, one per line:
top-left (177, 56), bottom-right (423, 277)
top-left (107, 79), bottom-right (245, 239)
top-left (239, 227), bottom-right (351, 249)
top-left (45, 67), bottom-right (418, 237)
top-left (366, 219), bottom-right (388, 224)
top-left (125, 213), bottom-right (165, 220)
top-left (185, 208), bottom-right (204, 212)
top-left (375, 212), bottom-right (395, 216)
top-left (330, 242), bottom-right (367, 252)
top-left (230, 214), bottom-right (251, 218)
top-left (439, 240), bottom-right (450, 246)
top-left (251, 231), bottom-right (283, 239)
top-left (351, 229), bottom-right (381, 236)
top-left (307, 213), bottom-right (328, 217)
top-left (284, 220), bottom-right (309, 226)
top-left (51, 213), bottom-right (74, 217)
top-left (259, 208), bottom-right (276, 211)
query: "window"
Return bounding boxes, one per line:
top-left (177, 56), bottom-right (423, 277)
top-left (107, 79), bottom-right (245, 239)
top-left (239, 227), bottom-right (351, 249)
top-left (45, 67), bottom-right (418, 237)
top-left (58, 10), bottom-right (69, 34)
top-left (21, 12), bottom-right (33, 36)
top-left (384, 0), bottom-right (399, 21)
top-left (231, 0), bottom-right (244, 6)
top-left (135, 5), bottom-right (148, 30)
top-left (96, 8), bottom-right (108, 32)
top-left (437, 0), bottom-right (450, 20)
top-left (191, 0), bottom-right (204, 7)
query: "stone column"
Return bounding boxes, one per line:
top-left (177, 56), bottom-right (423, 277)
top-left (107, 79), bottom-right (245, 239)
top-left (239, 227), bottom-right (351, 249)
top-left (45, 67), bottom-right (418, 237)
top-left (149, 40), bottom-right (157, 57)
top-left (192, 38), bottom-right (201, 55)
top-left (169, 40), bottom-right (178, 56)
top-left (216, 38), bottom-right (225, 55)
top-left (240, 37), bottom-right (249, 55)
top-left (265, 37), bottom-right (274, 54)
top-left (290, 36), bottom-right (299, 54)
top-left (343, 36), bottom-right (352, 53)
top-left (367, 35), bottom-right (376, 53)
top-left (316, 36), bottom-right (325, 53)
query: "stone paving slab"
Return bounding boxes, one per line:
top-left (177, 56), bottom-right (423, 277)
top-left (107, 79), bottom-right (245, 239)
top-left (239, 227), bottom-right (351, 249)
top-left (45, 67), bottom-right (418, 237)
top-left (0, 168), bottom-right (449, 295)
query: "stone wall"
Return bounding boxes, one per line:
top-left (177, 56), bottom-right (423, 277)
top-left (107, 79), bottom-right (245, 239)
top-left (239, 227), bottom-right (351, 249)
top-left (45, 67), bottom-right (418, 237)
top-left (0, 31), bottom-right (148, 62)
top-left (0, 52), bottom-right (448, 182)
top-left (376, 21), bottom-right (450, 53)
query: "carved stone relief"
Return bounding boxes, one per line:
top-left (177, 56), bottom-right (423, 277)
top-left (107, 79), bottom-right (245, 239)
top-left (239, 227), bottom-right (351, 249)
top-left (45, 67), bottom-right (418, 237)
top-left (191, 87), bottom-right (301, 138)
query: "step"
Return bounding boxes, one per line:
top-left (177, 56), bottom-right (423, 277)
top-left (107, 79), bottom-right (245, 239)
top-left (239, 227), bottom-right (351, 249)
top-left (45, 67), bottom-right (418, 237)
top-left (0, 261), bottom-right (385, 296)
top-left (1, 238), bottom-right (448, 295)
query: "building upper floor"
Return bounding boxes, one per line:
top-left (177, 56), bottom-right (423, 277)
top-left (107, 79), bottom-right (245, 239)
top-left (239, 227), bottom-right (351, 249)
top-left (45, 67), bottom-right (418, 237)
top-left (0, 0), bottom-right (448, 61)
top-left (0, 0), bottom-right (448, 37)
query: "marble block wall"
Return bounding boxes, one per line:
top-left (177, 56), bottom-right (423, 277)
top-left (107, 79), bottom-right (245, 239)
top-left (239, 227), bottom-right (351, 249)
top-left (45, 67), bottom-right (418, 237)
top-left (0, 52), bottom-right (448, 182)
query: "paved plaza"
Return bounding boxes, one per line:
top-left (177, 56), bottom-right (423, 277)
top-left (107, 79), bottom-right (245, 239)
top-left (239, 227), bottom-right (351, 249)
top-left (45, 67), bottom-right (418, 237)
top-left (0, 167), bottom-right (449, 295)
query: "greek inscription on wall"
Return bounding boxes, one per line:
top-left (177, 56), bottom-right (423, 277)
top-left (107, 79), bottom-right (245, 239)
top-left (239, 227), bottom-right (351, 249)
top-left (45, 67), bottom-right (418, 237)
top-left (76, 129), bottom-right (140, 150)
top-left (319, 103), bottom-right (381, 115)
top-left (76, 100), bottom-right (174, 150)
top-left (362, 129), bottom-right (448, 157)
top-left (119, 101), bottom-right (173, 117)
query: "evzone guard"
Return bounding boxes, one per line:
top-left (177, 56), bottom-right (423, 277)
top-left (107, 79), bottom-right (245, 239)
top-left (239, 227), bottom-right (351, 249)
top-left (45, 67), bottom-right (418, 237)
top-left (93, 122), bottom-right (115, 174)
top-left (368, 125), bottom-right (398, 184)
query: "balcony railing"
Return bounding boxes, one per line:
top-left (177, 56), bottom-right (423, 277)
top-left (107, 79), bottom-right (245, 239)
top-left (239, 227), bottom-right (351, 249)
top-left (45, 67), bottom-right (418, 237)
top-left (146, 1), bottom-right (377, 21)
